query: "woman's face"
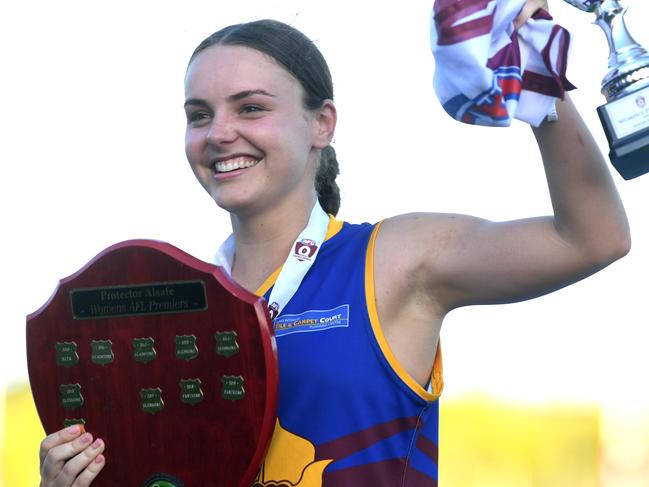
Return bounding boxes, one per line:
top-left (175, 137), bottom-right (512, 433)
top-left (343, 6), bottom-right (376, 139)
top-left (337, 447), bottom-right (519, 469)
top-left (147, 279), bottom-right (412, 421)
top-left (184, 44), bottom-right (328, 216)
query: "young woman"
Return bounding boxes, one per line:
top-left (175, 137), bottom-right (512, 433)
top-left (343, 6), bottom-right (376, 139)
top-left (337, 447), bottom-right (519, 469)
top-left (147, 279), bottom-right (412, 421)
top-left (38, 3), bottom-right (631, 486)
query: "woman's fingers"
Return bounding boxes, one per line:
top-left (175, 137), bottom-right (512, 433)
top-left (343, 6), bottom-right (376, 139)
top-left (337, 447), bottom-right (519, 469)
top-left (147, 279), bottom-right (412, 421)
top-left (41, 429), bottom-right (105, 485)
top-left (514, 0), bottom-right (550, 29)
top-left (39, 425), bottom-right (84, 466)
top-left (71, 453), bottom-right (106, 487)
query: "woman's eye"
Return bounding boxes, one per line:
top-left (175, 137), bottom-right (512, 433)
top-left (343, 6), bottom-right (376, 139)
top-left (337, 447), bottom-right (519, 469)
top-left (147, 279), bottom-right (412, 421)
top-left (241, 105), bottom-right (265, 114)
top-left (187, 112), bottom-right (210, 123)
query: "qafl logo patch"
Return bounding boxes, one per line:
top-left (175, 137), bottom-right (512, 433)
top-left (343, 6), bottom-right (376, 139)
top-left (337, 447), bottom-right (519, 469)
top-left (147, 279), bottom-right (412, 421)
top-left (294, 239), bottom-right (318, 261)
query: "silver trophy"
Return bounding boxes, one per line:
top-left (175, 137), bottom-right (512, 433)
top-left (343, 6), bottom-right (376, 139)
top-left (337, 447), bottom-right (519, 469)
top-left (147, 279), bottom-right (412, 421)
top-left (564, 0), bottom-right (649, 179)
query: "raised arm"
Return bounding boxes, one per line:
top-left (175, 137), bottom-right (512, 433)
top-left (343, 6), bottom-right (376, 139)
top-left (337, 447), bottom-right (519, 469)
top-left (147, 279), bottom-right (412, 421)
top-left (371, 94), bottom-right (631, 387)
top-left (376, 95), bottom-right (630, 316)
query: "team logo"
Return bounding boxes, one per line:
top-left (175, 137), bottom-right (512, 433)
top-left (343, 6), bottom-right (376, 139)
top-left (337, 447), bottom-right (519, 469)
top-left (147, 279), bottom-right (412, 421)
top-left (268, 302), bottom-right (280, 320)
top-left (253, 420), bottom-right (332, 486)
top-left (294, 239), bottom-right (318, 261)
top-left (636, 96), bottom-right (646, 109)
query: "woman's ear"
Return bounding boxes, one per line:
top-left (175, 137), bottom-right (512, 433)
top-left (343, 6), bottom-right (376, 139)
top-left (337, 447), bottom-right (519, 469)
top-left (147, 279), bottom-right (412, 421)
top-left (312, 100), bottom-right (337, 149)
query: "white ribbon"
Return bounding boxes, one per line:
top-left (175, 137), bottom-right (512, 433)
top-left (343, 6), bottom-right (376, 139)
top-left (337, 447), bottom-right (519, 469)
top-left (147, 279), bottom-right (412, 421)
top-left (213, 202), bottom-right (330, 321)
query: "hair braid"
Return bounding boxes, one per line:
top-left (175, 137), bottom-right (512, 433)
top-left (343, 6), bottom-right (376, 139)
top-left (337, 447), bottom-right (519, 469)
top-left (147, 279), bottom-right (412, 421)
top-left (316, 145), bottom-right (340, 216)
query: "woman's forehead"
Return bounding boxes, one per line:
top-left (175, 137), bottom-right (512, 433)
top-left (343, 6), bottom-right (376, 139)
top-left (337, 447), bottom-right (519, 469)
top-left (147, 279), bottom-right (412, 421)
top-left (185, 44), bottom-right (300, 98)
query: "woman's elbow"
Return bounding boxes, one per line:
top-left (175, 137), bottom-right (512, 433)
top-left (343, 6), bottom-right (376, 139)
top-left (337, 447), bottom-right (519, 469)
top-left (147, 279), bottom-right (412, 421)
top-left (591, 228), bottom-right (632, 268)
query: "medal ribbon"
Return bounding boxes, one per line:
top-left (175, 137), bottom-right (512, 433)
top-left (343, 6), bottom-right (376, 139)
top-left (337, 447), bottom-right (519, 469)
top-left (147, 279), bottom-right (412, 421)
top-left (214, 201), bottom-right (329, 321)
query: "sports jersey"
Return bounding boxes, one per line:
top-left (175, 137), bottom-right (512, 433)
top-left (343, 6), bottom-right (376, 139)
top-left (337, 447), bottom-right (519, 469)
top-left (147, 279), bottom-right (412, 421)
top-left (430, 0), bottom-right (573, 127)
top-left (252, 217), bottom-right (444, 487)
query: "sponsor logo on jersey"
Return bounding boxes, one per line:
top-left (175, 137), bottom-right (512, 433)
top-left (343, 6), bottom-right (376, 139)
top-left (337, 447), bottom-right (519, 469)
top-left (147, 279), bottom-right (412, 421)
top-left (273, 305), bottom-right (349, 337)
top-left (637, 95), bottom-right (646, 109)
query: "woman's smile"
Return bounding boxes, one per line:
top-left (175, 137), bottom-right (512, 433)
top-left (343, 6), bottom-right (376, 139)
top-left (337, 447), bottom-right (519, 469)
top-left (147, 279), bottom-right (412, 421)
top-left (212, 155), bottom-right (262, 174)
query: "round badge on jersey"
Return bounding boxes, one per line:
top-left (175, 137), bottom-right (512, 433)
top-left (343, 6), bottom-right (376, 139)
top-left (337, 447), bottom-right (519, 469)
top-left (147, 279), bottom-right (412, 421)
top-left (294, 239), bottom-right (318, 261)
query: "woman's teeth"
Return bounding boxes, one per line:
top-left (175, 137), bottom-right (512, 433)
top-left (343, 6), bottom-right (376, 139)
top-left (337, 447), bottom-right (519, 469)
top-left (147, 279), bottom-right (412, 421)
top-left (213, 157), bottom-right (260, 173)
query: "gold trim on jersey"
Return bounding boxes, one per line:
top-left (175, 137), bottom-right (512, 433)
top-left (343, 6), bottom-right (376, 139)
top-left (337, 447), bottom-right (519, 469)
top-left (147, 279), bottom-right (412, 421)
top-left (365, 221), bottom-right (443, 401)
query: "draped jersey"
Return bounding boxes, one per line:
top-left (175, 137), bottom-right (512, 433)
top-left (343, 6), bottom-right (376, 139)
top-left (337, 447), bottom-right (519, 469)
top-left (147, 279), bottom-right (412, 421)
top-left (253, 218), bottom-right (444, 487)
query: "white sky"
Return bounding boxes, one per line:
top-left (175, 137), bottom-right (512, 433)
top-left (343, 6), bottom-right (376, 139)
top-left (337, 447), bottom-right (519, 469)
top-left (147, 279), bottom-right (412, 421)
top-left (2, 0), bottom-right (648, 407)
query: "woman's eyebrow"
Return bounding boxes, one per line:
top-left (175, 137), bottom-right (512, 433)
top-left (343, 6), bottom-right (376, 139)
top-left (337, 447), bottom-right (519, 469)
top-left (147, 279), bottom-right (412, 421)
top-left (184, 90), bottom-right (276, 108)
top-left (228, 89), bottom-right (276, 101)
top-left (184, 98), bottom-right (209, 109)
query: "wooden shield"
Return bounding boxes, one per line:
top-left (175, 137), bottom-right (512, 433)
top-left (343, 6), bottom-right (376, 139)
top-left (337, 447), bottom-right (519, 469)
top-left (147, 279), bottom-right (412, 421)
top-left (27, 240), bottom-right (278, 487)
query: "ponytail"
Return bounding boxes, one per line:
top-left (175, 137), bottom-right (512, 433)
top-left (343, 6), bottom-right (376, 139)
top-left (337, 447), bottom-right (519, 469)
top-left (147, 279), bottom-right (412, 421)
top-left (315, 145), bottom-right (341, 216)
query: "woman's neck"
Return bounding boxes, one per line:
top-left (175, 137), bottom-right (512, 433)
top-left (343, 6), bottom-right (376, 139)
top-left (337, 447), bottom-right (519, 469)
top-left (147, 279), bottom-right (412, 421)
top-left (229, 194), bottom-right (318, 293)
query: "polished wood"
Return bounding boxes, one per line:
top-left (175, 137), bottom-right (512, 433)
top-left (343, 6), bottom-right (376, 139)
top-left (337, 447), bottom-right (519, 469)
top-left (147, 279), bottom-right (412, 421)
top-left (27, 240), bottom-right (278, 487)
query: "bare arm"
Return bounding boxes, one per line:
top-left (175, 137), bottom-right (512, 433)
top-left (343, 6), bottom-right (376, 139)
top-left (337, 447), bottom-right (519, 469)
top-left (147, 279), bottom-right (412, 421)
top-left (377, 96), bottom-right (630, 315)
top-left (372, 0), bottom-right (630, 386)
top-left (533, 96), bottom-right (629, 261)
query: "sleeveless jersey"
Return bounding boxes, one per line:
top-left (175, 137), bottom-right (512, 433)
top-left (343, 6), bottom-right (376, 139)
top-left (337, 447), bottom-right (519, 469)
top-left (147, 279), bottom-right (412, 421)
top-left (253, 218), bottom-right (443, 487)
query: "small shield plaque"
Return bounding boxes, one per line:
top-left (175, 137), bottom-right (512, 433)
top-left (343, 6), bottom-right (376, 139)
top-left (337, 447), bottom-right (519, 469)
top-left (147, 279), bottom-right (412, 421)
top-left (215, 331), bottom-right (240, 358)
top-left (91, 340), bottom-right (114, 366)
top-left (222, 375), bottom-right (245, 402)
top-left (59, 383), bottom-right (84, 410)
top-left (133, 337), bottom-right (156, 364)
top-left (140, 388), bottom-right (164, 414)
top-left (175, 335), bottom-right (198, 361)
top-left (63, 418), bottom-right (86, 428)
top-left (55, 342), bottom-right (79, 368)
top-left (179, 379), bottom-right (203, 406)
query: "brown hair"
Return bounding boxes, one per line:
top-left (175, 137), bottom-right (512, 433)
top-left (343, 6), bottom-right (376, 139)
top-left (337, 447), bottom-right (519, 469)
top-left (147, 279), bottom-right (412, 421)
top-left (189, 19), bottom-right (341, 215)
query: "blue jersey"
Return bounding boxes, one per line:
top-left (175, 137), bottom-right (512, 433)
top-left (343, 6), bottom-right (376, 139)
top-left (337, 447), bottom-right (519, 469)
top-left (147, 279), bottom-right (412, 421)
top-left (254, 218), bottom-right (443, 487)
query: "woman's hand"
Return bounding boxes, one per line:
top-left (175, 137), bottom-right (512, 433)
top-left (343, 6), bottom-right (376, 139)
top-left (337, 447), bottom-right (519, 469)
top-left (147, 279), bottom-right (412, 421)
top-left (514, 0), bottom-right (550, 29)
top-left (39, 425), bottom-right (105, 486)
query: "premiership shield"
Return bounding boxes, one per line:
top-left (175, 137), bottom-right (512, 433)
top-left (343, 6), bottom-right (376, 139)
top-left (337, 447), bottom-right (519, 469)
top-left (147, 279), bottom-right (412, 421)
top-left (27, 240), bottom-right (278, 487)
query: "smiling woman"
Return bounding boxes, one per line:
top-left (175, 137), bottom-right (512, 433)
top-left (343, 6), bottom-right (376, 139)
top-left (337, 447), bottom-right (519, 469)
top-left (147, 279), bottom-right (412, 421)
top-left (185, 20), bottom-right (340, 220)
top-left (183, 44), bottom-right (331, 223)
top-left (34, 7), bottom-right (633, 487)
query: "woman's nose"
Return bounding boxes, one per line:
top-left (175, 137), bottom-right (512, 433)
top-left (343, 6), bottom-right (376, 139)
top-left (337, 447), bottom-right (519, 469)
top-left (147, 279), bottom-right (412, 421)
top-left (206, 115), bottom-right (237, 145)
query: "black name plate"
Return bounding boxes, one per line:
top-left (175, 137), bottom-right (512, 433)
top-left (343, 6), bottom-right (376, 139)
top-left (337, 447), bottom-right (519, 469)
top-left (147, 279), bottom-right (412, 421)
top-left (70, 281), bottom-right (207, 320)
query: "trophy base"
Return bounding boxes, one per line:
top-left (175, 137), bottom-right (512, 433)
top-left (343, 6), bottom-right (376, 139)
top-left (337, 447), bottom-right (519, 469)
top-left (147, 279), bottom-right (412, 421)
top-left (606, 128), bottom-right (649, 180)
top-left (597, 85), bottom-right (649, 180)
